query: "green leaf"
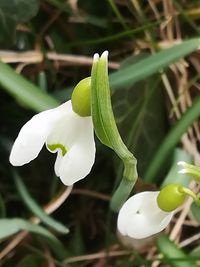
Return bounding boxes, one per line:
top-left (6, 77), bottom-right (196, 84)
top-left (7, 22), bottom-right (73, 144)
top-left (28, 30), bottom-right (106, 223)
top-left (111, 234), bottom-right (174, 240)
top-left (144, 93), bottom-right (200, 182)
top-left (157, 235), bottom-right (198, 267)
top-left (0, 218), bottom-right (67, 259)
top-left (190, 246), bottom-right (200, 259)
top-left (110, 38), bottom-right (200, 90)
top-left (0, 0), bottom-right (39, 45)
top-left (69, 223), bottom-right (85, 255)
top-left (14, 172), bottom-right (69, 234)
top-left (16, 254), bottom-right (43, 267)
top-left (113, 69), bottom-right (166, 178)
top-left (0, 218), bottom-right (59, 241)
top-left (14, 0), bottom-right (39, 22)
top-left (0, 61), bottom-right (60, 112)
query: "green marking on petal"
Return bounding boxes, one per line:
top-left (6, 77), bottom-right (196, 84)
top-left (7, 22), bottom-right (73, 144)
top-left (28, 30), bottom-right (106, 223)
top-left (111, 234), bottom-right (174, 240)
top-left (47, 143), bottom-right (67, 156)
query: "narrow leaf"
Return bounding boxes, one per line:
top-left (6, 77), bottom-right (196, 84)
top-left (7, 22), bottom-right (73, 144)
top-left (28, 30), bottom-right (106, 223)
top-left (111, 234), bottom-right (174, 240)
top-left (14, 172), bottom-right (69, 234)
top-left (0, 218), bottom-right (67, 259)
top-left (110, 38), bottom-right (200, 90)
top-left (16, 254), bottom-right (42, 267)
top-left (144, 93), bottom-right (200, 182)
top-left (0, 61), bottom-right (60, 112)
top-left (157, 235), bottom-right (198, 267)
top-left (0, 218), bottom-right (58, 241)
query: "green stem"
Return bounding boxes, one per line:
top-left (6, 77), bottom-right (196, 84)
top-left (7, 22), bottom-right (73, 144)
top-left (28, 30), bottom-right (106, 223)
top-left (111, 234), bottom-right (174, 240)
top-left (110, 152), bottom-right (137, 211)
top-left (0, 61), bottom-right (59, 112)
top-left (179, 162), bottom-right (200, 183)
top-left (91, 53), bottom-right (138, 212)
top-left (144, 94), bottom-right (200, 182)
top-left (184, 170), bottom-right (200, 181)
top-left (179, 187), bottom-right (200, 207)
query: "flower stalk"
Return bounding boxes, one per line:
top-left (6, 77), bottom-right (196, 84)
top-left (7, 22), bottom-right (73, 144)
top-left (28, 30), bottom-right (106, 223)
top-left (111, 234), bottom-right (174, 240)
top-left (179, 186), bottom-right (200, 207)
top-left (91, 52), bottom-right (138, 212)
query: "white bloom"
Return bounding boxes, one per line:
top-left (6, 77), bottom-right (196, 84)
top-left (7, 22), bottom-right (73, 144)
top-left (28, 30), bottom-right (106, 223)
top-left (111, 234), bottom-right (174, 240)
top-left (9, 100), bottom-right (95, 186)
top-left (117, 191), bottom-right (174, 239)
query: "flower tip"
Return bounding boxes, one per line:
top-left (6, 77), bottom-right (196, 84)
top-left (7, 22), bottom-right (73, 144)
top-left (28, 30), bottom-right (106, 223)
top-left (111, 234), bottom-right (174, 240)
top-left (177, 161), bottom-right (186, 166)
top-left (101, 50), bottom-right (109, 59)
top-left (9, 152), bottom-right (23, 167)
top-left (178, 169), bottom-right (186, 174)
top-left (9, 154), bottom-right (14, 166)
top-left (93, 53), bottom-right (99, 62)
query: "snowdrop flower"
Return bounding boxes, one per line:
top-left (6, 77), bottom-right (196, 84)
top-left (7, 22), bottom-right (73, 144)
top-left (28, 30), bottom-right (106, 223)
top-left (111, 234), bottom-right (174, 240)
top-left (178, 161), bottom-right (200, 183)
top-left (117, 191), bottom-right (174, 239)
top-left (9, 77), bottom-right (95, 186)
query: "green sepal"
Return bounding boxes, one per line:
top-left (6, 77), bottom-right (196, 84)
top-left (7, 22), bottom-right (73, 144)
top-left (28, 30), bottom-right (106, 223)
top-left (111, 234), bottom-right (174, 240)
top-left (90, 53), bottom-right (112, 148)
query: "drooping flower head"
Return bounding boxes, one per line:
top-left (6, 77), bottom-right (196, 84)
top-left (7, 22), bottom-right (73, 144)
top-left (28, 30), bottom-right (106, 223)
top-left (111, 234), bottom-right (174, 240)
top-left (117, 191), bottom-right (174, 239)
top-left (117, 182), bottom-right (200, 239)
top-left (9, 77), bottom-right (95, 186)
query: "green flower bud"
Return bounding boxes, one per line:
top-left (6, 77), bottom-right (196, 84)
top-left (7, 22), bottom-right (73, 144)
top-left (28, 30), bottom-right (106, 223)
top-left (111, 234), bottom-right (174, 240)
top-left (71, 77), bottom-right (91, 117)
top-left (157, 184), bottom-right (186, 212)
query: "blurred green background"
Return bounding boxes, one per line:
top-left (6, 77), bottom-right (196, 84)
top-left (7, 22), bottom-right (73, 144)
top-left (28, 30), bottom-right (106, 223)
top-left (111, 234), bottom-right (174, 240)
top-left (0, 0), bottom-right (200, 266)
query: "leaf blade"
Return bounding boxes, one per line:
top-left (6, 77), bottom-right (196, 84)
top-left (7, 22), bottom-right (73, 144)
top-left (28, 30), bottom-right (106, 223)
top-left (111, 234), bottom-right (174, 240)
top-left (110, 38), bottom-right (200, 90)
top-left (0, 61), bottom-right (60, 112)
top-left (157, 235), bottom-right (198, 267)
top-left (14, 172), bottom-right (69, 234)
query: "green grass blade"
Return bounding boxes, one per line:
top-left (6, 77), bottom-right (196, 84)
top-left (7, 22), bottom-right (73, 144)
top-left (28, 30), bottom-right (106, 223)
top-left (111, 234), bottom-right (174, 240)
top-left (110, 38), bottom-right (200, 90)
top-left (14, 172), bottom-right (69, 234)
top-left (144, 94), bottom-right (200, 182)
top-left (0, 218), bottom-right (66, 259)
top-left (157, 235), bottom-right (198, 267)
top-left (0, 61), bottom-right (60, 112)
top-left (107, 0), bottom-right (129, 31)
top-left (0, 218), bottom-right (57, 241)
top-left (68, 22), bottom-right (159, 47)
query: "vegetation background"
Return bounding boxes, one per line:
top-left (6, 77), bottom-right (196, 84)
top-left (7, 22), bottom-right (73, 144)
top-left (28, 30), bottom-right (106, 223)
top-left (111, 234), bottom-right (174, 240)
top-left (0, 0), bottom-right (200, 266)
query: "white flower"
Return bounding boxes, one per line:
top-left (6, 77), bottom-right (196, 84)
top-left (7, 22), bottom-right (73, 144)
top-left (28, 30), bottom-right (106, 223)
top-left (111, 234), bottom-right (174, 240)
top-left (9, 100), bottom-right (95, 186)
top-left (117, 191), bottom-right (174, 239)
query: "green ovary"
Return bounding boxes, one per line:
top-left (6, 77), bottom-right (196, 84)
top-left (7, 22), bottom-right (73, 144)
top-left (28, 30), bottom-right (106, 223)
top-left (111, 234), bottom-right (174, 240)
top-left (71, 77), bottom-right (91, 117)
top-left (157, 184), bottom-right (186, 212)
top-left (47, 143), bottom-right (67, 156)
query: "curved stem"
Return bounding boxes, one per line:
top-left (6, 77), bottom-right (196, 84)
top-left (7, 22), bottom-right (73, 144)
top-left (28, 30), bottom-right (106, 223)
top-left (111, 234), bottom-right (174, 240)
top-left (91, 52), bottom-right (138, 212)
top-left (179, 187), bottom-right (200, 207)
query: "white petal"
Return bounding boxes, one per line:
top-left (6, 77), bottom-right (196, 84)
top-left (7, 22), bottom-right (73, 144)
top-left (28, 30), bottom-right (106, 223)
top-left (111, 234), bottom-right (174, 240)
top-left (56, 117), bottom-right (95, 185)
top-left (117, 191), bottom-right (173, 239)
top-left (54, 151), bottom-right (62, 176)
top-left (9, 102), bottom-right (69, 166)
top-left (46, 102), bottom-right (80, 150)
